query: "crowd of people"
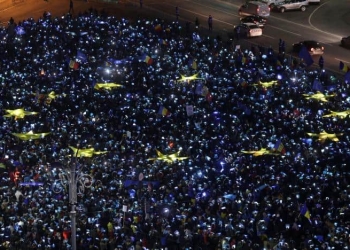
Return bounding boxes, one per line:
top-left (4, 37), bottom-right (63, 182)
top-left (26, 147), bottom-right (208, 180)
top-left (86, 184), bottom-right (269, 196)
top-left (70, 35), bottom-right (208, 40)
top-left (0, 7), bottom-right (350, 250)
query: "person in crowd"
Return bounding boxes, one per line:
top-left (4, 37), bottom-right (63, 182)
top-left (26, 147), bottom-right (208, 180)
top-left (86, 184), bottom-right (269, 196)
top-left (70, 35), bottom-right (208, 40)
top-left (0, 8), bottom-right (349, 250)
top-left (208, 15), bottom-right (213, 31)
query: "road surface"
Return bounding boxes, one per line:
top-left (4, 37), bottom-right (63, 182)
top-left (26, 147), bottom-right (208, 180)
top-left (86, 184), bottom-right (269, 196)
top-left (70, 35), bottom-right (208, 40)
top-left (1, 0), bottom-right (350, 76)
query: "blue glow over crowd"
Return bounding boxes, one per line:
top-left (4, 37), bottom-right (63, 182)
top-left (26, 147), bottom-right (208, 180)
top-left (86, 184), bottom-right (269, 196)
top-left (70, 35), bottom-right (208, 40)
top-left (0, 8), bottom-right (350, 250)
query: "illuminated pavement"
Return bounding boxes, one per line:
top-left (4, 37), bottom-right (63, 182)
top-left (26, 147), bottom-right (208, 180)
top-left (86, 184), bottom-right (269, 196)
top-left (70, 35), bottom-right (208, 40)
top-left (0, 0), bottom-right (154, 25)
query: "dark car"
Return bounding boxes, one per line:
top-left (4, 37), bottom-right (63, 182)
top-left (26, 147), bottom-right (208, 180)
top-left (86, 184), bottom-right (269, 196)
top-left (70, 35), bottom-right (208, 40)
top-left (233, 23), bottom-right (263, 38)
top-left (341, 36), bottom-right (350, 49)
top-left (292, 40), bottom-right (324, 55)
top-left (240, 15), bottom-right (267, 28)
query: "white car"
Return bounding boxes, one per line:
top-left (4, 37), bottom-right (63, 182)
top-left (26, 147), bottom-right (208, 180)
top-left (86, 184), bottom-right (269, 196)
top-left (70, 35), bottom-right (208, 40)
top-left (260, 0), bottom-right (285, 8)
top-left (234, 23), bottom-right (263, 38)
top-left (308, 0), bottom-right (320, 4)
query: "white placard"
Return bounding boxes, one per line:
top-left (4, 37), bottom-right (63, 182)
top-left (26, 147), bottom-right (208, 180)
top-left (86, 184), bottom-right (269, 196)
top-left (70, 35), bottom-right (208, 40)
top-left (122, 205), bottom-right (127, 212)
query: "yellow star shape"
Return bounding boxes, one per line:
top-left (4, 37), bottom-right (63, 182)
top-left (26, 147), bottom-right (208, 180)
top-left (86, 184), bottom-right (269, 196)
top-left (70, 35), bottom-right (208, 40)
top-left (253, 80), bottom-right (278, 88)
top-left (33, 91), bottom-right (62, 104)
top-left (4, 109), bottom-right (38, 119)
top-left (69, 146), bottom-right (108, 158)
top-left (94, 83), bottom-right (123, 90)
top-left (177, 74), bottom-right (203, 83)
top-left (47, 91), bottom-right (59, 100)
top-left (323, 110), bottom-right (350, 119)
top-left (11, 131), bottom-right (50, 141)
top-left (307, 131), bottom-right (343, 143)
top-left (148, 149), bottom-right (188, 163)
top-left (303, 92), bottom-right (336, 102)
top-left (241, 148), bottom-right (281, 157)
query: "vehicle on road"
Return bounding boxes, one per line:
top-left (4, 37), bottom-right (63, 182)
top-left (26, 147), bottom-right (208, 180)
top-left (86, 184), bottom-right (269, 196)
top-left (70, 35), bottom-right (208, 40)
top-left (240, 15), bottom-right (267, 28)
top-left (341, 36), bottom-right (350, 49)
top-left (308, 0), bottom-right (320, 4)
top-left (259, 0), bottom-right (285, 9)
top-left (239, 1), bottom-right (270, 18)
top-left (292, 40), bottom-right (324, 55)
top-left (274, 0), bottom-right (309, 13)
top-left (234, 23), bottom-right (263, 38)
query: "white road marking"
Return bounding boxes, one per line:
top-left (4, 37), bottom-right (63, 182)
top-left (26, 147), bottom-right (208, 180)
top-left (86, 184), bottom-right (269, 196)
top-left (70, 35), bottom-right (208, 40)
top-left (216, 0), bottom-right (342, 40)
top-left (165, 3), bottom-right (235, 26)
top-left (308, 2), bottom-right (343, 40)
top-left (165, 1), bottom-right (302, 37)
top-left (268, 25), bottom-right (301, 36)
top-left (263, 34), bottom-right (275, 39)
top-left (334, 58), bottom-right (350, 64)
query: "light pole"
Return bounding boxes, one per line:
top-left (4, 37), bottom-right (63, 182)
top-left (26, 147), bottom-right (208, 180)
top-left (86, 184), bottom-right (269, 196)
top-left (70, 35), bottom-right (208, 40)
top-left (69, 161), bottom-right (78, 250)
top-left (51, 157), bottom-right (94, 250)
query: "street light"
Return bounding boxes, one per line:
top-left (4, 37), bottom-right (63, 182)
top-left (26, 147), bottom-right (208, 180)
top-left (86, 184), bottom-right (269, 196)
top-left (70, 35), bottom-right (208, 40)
top-left (51, 153), bottom-right (95, 250)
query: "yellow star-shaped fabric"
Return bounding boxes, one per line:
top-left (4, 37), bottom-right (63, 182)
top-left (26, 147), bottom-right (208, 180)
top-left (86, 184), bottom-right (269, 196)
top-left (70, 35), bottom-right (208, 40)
top-left (303, 92), bottom-right (336, 102)
top-left (4, 109), bottom-right (38, 119)
top-left (253, 80), bottom-right (278, 88)
top-left (33, 91), bottom-right (62, 104)
top-left (241, 148), bottom-right (281, 157)
top-left (323, 110), bottom-right (350, 119)
top-left (307, 131), bottom-right (343, 143)
top-left (69, 146), bottom-right (108, 158)
top-left (94, 83), bottom-right (123, 90)
top-left (11, 131), bottom-right (50, 141)
top-left (148, 149), bottom-right (188, 163)
top-left (177, 74), bottom-right (203, 83)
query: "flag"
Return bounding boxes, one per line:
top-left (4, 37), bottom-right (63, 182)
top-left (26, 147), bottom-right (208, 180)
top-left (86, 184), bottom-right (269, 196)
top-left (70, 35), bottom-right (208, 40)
top-left (186, 105), bottom-right (194, 116)
top-left (195, 84), bottom-right (208, 96)
top-left (256, 184), bottom-right (269, 191)
top-left (0, 163), bottom-right (6, 169)
top-left (206, 93), bottom-right (213, 103)
top-left (276, 59), bottom-right (282, 67)
top-left (91, 79), bottom-right (97, 89)
top-left (312, 79), bottom-right (324, 92)
top-left (345, 71), bottom-right (350, 83)
top-left (142, 55), bottom-right (153, 65)
top-left (239, 79), bottom-right (248, 88)
top-left (77, 50), bottom-right (88, 62)
top-left (158, 106), bottom-right (170, 116)
top-left (242, 56), bottom-right (249, 64)
top-left (155, 24), bottom-right (162, 32)
top-left (316, 235), bottom-right (324, 242)
top-left (237, 102), bottom-right (251, 115)
top-left (188, 58), bottom-right (197, 70)
top-left (298, 46), bottom-right (314, 66)
top-left (113, 59), bottom-right (127, 65)
top-left (223, 194), bottom-right (236, 201)
top-left (274, 139), bottom-right (286, 154)
top-left (195, 84), bottom-right (212, 102)
top-left (159, 39), bottom-right (168, 46)
top-left (300, 203), bottom-right (311, 220)
top-left (69, 60), bottom-right (79, 70)
top-left (339, 61), bottom-right (349, 72)
top-left (105, 61), bottom-right (112, 67)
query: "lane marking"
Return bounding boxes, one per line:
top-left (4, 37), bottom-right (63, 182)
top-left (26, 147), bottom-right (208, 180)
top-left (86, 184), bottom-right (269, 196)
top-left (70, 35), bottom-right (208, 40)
top-left (263, 34), bottom-right (275, 39)
top-left (166, 1), bottom-right (303, 37)
top-left (164, 3), bottom-right (235, 26)
top-left (308, 1), bottom-right (343, 40)
top-left (334, 58), bottom-right (350, 64)
top-left (268, 25), bottom-right (301, 36)
top-left (215, 0), bottom-right (342, 39)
